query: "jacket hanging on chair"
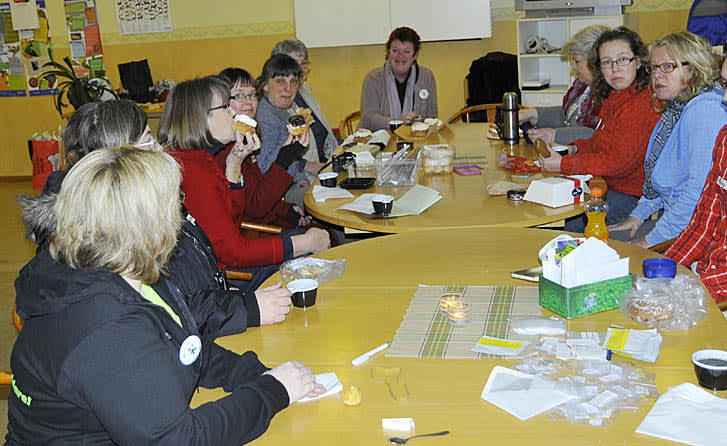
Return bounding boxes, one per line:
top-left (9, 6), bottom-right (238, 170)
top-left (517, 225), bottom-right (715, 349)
top-left (464, 52), bottom-right (520, 122)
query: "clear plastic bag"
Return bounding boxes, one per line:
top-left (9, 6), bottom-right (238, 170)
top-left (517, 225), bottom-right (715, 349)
top-left (619, 274), bottom-right (707, 331)
top-left (279, 258), bottom-right (345, 286)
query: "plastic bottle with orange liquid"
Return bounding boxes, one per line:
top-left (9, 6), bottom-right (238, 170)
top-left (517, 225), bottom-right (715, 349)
top-left (584, 187), bottom-right (608, 241)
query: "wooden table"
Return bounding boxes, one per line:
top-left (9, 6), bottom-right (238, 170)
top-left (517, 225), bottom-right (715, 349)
top-left (191, 227), bottom-right (727, 445)
top-left (304, 123), bottom-right (585, 233)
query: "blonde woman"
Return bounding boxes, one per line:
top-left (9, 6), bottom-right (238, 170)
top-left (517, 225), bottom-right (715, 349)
top-left (8, 148), bottom-right (323, 444)
top-left (609, 31), bottom-right (726, 247)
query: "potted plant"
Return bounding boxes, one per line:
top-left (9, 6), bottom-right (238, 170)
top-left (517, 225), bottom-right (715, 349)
top-left (41, 55), bottom-right (117, 116)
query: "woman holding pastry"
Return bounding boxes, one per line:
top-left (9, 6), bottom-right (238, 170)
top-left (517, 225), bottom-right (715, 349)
top-left (256, 54), bottom-right (325, 207)
top-left (538, 27), bottom-right (661, 231)
top-left (159, 76), bottom-right (330, 292)
top-left (609, 31), bottom-right (726, 248)
top-left (359, 26), bottom-right (438, 131)
top-left (271, 38), bottom-right (341, 162)
top-left (519, 25), bottom-right (609, 145)
top-left (216, 67), bottom-right (312, 229)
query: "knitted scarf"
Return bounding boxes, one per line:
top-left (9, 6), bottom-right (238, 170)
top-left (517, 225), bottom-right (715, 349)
top-left (562, 79), bottom-right (600, 128)
top-left (385, 61), bottom-right (416, 119)
top-left (642, 100), bottom-right (686, 199)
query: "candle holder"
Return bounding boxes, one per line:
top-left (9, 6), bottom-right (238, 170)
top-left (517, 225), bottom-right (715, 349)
top-left (438, 292), bottom-right (463, 316)
top-left (447, 300), bottom-right (471, 327)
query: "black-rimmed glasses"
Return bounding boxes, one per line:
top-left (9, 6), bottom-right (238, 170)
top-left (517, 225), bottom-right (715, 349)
top-left (230, 92), bottom-right (257, 101)
top-left (208, 103), bottom-right (230, 113)
top-left (599, 56), bottom-right (637, 69)
top-left (647, 61), bottom-right (690, 74)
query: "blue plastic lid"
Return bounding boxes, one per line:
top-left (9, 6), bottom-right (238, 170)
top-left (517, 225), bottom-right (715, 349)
top-left (643, 258), bottom-right (677, 278)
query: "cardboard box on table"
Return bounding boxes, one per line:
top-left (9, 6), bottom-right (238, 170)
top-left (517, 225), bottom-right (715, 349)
top-left (524, 176), bottom-right (588, 208)
top-left (539, 274), bottom-right (633, 319)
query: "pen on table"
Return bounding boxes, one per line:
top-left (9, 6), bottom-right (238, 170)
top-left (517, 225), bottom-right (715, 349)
top-left (352, 342), bottom-right (391, 366)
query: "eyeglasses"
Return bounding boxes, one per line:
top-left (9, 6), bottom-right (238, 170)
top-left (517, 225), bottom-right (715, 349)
top-left (599, 56), bottom-right (637, 69)
top-left (647, 61), bottom-right (690, 74)
top-left (208, 103), bottom-right (230, 113)
top-left (230, 92), bottom-right (257, 101)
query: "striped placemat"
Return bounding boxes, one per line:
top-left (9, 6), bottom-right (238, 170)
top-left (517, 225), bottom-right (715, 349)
top-left (453, 153), bottom-right (488, 166)
top-left (387, 285), bottom-right (541, 359)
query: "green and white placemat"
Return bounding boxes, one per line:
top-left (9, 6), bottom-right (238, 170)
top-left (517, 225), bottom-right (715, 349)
top-left (387, 285), bottom-right (541, 359)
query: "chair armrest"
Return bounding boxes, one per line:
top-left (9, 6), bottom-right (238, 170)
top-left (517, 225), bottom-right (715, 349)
top-left (240, 222), bottom-right (282, 234)
top-left (648, 238), bottom-right (675, 254)
top-left (225, 270), bottom-right (253, 281)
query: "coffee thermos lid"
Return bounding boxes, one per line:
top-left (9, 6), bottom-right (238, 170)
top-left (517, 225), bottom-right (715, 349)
top-left (503, 92), bottom-right (518, 109)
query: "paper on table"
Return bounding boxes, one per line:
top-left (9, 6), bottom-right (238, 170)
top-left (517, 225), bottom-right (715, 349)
top-left (604, 328), bottom-right (662, 363)
top-left (472, 336), bottom-right (530, 356)
top-left (481, 366), bottom-right (577, 421)
top-left (297, 372), bottom-right (343, 402)
top-left (636, 383), bottom-right (727, 445)
top-left (382, 418), bottom-right (415, 431)
top-left (312, 185), bottom-right (354, 203)
top-left (539, 235), bottom-right (629, 287)
top-left (337, 185), bottom-right (441, 217)
top-left (342, 129), bottom-right (389, 146)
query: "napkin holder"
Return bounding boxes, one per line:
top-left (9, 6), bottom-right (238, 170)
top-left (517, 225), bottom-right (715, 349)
top-left (539, 274), bottom-right (633, 319)
top-left (523, 176), bottom-right (585, 208)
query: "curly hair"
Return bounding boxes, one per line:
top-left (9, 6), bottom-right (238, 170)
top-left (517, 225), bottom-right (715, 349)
top-left (588, 27), bottom-right (650, 105)
top-left (647, 31), bottom-right (718, 111)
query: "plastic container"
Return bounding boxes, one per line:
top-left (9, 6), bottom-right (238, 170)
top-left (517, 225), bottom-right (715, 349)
top-left (375, 152), bottom-right (419, 186)
top-left (585, 187), bottom-right (608, 241)
top-left (692, 349), bottom-right (727, 390)
top-left (642, 258), bottom-right (677, 278)
top-left (421, 144), bottom-right (455, 174)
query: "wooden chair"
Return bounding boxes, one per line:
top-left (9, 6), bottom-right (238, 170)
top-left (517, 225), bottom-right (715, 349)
top-left (339, 111), bottom-right (361, 138)
top-left (447, 104), bottom-right (532, 125)
top-left (224, 221), bottom-right (283, 282)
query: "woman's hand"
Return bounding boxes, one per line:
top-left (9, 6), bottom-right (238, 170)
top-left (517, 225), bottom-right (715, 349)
top-left (291, 227), bottom-right (330, 256)
top-left (264, 361), bottom-right (325, 403)
top-left (518, 108), bottom-right (538, 125)
top-left (537, 144), bottom-right (563, 172)
top-left (293, 129), bottom-right (310, 147)
top-left (225, 132), bottom-right (260, 182)
top-left (608, 216), bottom-right (642, 239)
top-left (527, 127), bottom-right (556, 146)
top-left (401, 111), bottom-right (418, 125)
top-left (292, 205), bottom-right (312, 227)
top-left (254, 282), bottom-right (292, 325)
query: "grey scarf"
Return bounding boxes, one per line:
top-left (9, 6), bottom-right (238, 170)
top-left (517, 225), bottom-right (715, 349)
top-left (385, 61), bottom-right (416, 119)
top-left (642, 100), bottom-right (685, 199)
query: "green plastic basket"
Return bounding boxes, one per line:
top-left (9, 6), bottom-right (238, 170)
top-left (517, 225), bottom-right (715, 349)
top-left (538, 274), bottom-right (633, 319)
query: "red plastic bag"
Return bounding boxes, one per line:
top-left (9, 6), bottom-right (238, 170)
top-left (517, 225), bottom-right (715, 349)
top-left (31, 140), bottom-right (61, 190)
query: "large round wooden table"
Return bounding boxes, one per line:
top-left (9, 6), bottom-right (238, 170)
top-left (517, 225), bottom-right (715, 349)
top-left (191, 227), bottom-right (726, 445)
top-left (304, 123), bottom-right (585, 233)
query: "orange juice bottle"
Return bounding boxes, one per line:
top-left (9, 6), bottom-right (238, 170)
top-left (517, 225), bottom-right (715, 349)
top-left (584, 187), bottom-right (608, 242)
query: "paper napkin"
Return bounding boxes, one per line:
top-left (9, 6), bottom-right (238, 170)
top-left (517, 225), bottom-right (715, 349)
top-left (337, 185), bottom-right (441, 217)
top-left (312, 185), bottom-right (354, 203)
top-left (381, 418), bottom-right (415, 431)
top-left (604, 328), bottom-right (662, 363)
top-left (297, 372), bottom-right (343, 402)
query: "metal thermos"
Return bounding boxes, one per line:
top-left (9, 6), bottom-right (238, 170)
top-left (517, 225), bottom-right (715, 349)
top-left (500, 92), bottom-right (519, 145)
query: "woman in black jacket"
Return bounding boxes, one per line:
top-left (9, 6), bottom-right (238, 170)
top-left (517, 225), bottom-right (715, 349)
top-left (7, 148), bottom-right (323, 445)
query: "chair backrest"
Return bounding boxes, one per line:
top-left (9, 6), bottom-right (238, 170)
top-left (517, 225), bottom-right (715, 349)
top-left (447, 104), bottom-right (500, 124)
top-left (339, 111), bottom-right (361, 137)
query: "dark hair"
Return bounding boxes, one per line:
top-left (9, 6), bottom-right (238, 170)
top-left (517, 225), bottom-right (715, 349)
top-left (158, 76), bottom-right (230, 151)
top-left (385, 27), bottom-right (421, 57)
top-left (588, 26), bottom-right (650, 105)
top-left (63, 100), bottom-right (147, 165)
top-left (257, 54), bottom-right (302, 96)
top-left (218, 67), bottom-right (255, 88)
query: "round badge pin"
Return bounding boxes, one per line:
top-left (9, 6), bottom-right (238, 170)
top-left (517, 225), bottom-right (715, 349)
top-left (179, 335), bottom-right (201, 366)
top-left (419, 88), bottom-right (430, 100)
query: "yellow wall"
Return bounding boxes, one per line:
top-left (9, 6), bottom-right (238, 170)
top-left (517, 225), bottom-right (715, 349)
top-left (0, 0), bottom-right (691, 176)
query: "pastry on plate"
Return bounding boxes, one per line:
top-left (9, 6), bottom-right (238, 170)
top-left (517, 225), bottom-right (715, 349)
top-left (353, 128), bottom-right (372, 143)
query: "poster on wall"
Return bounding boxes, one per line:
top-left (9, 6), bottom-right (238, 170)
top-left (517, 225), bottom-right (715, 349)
top-left (64, 0), bottom-right (105, 77)
top-left (0, 5), bottom-right (26, 97)
top-left (21, 1), bottom-right (56, 96)
top-left (115, 0), bottom-right (172, 35)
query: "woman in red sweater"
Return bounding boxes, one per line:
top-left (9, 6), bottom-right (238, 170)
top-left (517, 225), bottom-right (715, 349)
top-left (538, 27), bottom-right (661, 231)
top-left (159, 77), bottom-right (330, 292)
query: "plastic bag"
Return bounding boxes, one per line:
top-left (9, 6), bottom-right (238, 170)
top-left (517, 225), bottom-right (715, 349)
top-left (509, 316), bottom-right (565, 336)
top-left (619, 274), bottom-right (707, 331)
top-left (280, 258), bottom-right (345, 286)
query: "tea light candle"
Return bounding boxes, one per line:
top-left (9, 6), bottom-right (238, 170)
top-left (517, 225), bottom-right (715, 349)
top-left (447, 300), bottom-right (471, 327)
top-left (438, 292), bottom-right (463, 315)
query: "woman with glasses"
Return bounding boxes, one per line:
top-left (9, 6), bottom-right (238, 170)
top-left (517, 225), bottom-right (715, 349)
top-left (519, 25), bottom-right (609, 145)
top-left (159, 77), bottom-right (330, 293)
top-left (360, 26), bottom-right (438, 131)
top-left (216, 67), bottom-right (313, 229)
top-left (539, 27), bottom-right (661, 231)
top-left (608, 31), bottom-right (726, 247)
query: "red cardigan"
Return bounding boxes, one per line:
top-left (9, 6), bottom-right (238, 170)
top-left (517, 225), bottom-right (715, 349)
top-left (214, 144), bottom-right (295, 228)
top-left (171, 149), bottom-right (285, 270)
top-left (561, 85), bottom-right (660, 197)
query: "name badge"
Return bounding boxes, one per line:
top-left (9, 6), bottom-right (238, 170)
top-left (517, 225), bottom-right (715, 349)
top-left (718, 176), bottom-right (727, 190)
top-left (419, 88), bottom-right (429, 100)
top-left (179, 335), bottom-right (201, 366)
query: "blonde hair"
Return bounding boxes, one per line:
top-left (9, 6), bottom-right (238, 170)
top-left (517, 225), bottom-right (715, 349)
top-left (50, 147), bottom-right (182, 283)
top-left (562, 24), bottom-right (610, 59)
top-left (648, 31), bottom-right (718, 110)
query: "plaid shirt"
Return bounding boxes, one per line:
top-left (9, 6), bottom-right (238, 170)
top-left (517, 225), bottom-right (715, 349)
top-left (665, 125), bottom-right (727, 302)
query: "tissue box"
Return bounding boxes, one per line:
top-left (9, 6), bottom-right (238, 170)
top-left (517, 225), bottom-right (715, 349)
top-left (538, 274), bottom-right (633, 319)
top-left (524, 177), bottom-right (585, 208)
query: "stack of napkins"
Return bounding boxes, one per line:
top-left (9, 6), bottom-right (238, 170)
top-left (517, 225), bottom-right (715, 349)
top-left (312, 185), bottom-right (354, 202)
top-left (337, 185), bottom-right (441, 217)
top-left (297, 372), bottom-right (343, 402)
top-left (481, 366), bottom-right (576, 420)
top-left (539, 235), bottom-right (629, 287)
top-left (636, 383), bottom-right (726, 445)
top-left (604, 327), bottom-right (662, 363)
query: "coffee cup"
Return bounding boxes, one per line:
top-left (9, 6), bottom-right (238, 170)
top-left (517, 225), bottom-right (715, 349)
top-left (318, 172), bottom-right (338, 187)
top-left (371, 194), bottom-right (394, 215)
top-left (692, 349), bottom-right (727, 390)
top-left (388, 120), bottom-right (404, 132)
top-left (287, 279), bottom-right (319, 308)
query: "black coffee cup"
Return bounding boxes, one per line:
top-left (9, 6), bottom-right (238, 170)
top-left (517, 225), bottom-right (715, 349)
top-left (388, 120), bottom-right (404, 132)
top-left (692, 349), bottom-right (727, 390)
top-left (318, 172), bottom-right (338, 187)
top-left (287, 279), bottom-right (318, 308)
top-left (371, 194), bottom-right (394, 215)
